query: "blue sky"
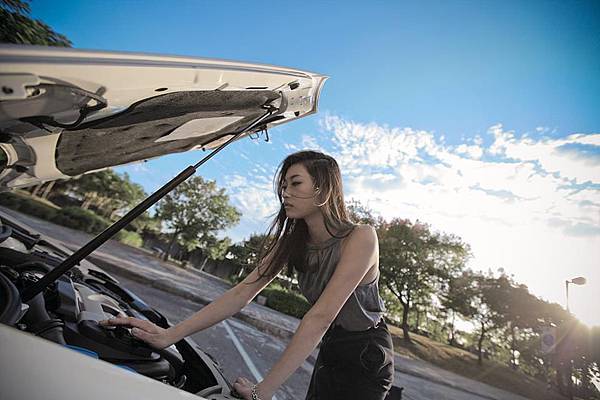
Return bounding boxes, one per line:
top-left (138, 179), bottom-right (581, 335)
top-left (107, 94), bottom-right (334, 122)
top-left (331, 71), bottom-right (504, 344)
top-left (31, 1), bottom-right (600, 326)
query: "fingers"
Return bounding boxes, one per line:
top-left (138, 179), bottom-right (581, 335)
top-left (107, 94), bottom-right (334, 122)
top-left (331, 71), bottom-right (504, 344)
top-left (232, 377), bottom-right (253, 399)
top-left (99, 316), bottom-right (148, 330)
top-left (131, 327), bottom-right (147, 340)
top-left (233, 376), bottom-right (253, 388)
top-left (98, 316), bottom-right (128, 326)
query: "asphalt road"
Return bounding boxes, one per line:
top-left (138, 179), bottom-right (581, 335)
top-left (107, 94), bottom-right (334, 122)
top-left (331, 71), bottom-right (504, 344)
top-left (0, 206), bottom-right (530, 400)
top-left (112, 273), bottom-right (501, 400)
top-left (111, 272), bottom-right (312, 400)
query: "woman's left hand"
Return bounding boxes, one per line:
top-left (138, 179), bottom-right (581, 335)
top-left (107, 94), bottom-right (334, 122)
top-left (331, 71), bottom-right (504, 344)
top-left (232, 377), bottom-right (272, 400)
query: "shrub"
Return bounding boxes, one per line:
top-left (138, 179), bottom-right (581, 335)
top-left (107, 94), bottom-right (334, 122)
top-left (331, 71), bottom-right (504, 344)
top-left (50, 207), bottom-right (110, 234)
top-left (0, 191), bottom-right (58, 220)
top-left (115, 230), bottom-right (143, 248)
top-left (261, 286), bottom-right (311, 319)
top-left (0, 192), bottom-right (144, 247)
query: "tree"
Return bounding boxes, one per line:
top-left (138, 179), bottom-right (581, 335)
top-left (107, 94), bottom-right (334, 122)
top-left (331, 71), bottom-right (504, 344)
top-left (1, 0), bottom-right (72, 46)
top-left (377, 218), bottom-right (469, 343)
top-left (155, 176), bottom-right (240, 262)
top-left (347, 199), bottom-right (381, 226)
top-left (500, 280), bottom-right (542, 369)
top-left (441, 271), bottom-right (478, 346)
top-left (465, 272), bottom-right (513, 365)
top-left (196, 235), bottom-right (232, 267)
top-left (129, 210), bottom-right (161, 235)
top-left (50, 169), bottom-right (147, 219)
top-left (228, 233), bottom-right (269, 277)
top-left (549, 320), bottom-right (600, 399)
top-left (455, 271), bottom-right (545, 369)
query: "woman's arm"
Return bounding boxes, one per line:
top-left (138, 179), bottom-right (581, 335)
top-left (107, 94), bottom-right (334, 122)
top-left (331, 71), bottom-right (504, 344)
top-left (167, 266), bottom-right (276, 342)
top-left (101, 263), bottom-right (277, 346)
top-left (253, 225), bottom-right (378, 398)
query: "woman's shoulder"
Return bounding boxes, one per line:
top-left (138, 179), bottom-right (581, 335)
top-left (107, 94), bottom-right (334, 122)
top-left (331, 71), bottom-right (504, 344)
top-left (350, 223), bottom-right (377, 236)
top-left (343, 224), bottom-right (377, 248)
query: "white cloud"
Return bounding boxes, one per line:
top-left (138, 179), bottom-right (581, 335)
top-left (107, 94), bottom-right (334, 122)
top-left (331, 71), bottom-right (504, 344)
top-left (220, 115), bottom-right (599, 325)
top-left (128, 162), bottom-right (151, 173)
top-left (568, 133), bottom-right (600, 146)
top-left (283, 143), bottom-right (299, 151)
top-left (322, 115), bottom-right (600, 326)
top-left (322, 115), bottom-right (599, 230)
top-left (300, 134), bottom-right (327, 153)
top-left (455, 143), bottom-right (484, 159)
top-left (486, 125), bottom-right (600, 184)
top-left (224, 171), bottom-right (279, 242)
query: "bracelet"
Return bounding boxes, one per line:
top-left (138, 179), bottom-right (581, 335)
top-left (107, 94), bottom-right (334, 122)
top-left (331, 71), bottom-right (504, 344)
top-left (251, 384), bottom-right (262, 400)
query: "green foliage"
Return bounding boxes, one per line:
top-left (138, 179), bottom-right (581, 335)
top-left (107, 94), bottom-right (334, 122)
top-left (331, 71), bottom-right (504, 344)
top-left (53, 169), bottom-right (147, 219)
top-left (51, 207), bottom-right (110, 234)
top-left (347, 199), bottom-right (381, 225)
top-left (115, 230), bottom-right (143, 248)
top-left (379, 285), bottom-right (405, 322)
top-left (261, 286), bottom-right (311, 319)
top-left (462, 272), bottom-right (509, 364)
top-left (0, 0), bottom-right (72, 46)
top-left (0, 191), bottom-right (58, 220)
top-left (156, 175), bottom-right (240, 258)
top-left (201, 236), bottom-right (232, 260)
top-left (1, 191), bottom-right (148, 248)
top-left (378, 218), bottom-right (470, 342)
top-left (441, 270), bottom-right (479, 345)
top-left (0, 192), bottom-right (146, 246)
top-left (127, 211), bottom-right (161, 234)
top-left (442, 271), bottom-right (478, 318)
top-left (227, 233), bottom-right (270, 277)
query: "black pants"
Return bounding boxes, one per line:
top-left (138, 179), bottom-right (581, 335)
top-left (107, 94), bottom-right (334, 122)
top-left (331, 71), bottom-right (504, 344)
top-left (305, 320), bottom-right (395, 400)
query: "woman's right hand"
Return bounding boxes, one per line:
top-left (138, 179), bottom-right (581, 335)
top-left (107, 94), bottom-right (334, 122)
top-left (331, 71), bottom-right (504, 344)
top-left (99, 316), bottom-right (175, 350)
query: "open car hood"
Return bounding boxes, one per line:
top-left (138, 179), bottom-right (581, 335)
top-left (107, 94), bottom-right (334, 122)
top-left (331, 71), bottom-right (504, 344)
top-left (0, 46), bottom-right (327, 399)
top-left (0, 45), bottom-right (327, 189)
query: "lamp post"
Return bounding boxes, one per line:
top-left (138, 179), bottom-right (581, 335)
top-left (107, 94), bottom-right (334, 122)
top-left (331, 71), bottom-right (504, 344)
top-left (563, 276), bottom-right (586, 400)
top-left (565, 276), bottom-right (586, 313)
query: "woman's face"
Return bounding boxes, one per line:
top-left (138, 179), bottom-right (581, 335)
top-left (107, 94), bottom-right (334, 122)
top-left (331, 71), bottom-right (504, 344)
top-left (281, 163), bottom-right (320, 219)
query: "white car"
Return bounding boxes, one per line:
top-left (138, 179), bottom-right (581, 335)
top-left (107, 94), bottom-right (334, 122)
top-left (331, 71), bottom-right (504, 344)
top-left (0, 45), bottom-right (326, 400)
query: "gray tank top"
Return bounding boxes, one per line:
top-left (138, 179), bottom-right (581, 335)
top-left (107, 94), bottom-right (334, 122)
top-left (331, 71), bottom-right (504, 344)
top-left (297, 227), bottom-right (386, 331)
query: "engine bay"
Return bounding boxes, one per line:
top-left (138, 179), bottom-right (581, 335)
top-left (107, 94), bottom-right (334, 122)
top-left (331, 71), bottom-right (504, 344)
top-left (0, 215), bottom-right (238, 399)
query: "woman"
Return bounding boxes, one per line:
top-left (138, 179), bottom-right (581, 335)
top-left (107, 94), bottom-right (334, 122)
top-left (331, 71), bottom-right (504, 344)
top-left (100, 150), bottom-right (394, 400)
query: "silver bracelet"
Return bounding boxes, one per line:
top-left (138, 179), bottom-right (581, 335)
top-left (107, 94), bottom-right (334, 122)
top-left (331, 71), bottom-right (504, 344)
top-left (251, 384), bottom-right (262, 400)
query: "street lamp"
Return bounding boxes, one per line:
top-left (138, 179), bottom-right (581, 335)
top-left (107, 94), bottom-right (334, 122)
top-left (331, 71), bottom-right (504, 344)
top-left (562, 276), bottom-right (586, 400)
top-left (565, 276), bottom-right (586, 313)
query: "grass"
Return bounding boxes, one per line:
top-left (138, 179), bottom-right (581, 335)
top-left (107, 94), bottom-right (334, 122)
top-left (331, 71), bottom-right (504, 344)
top-left (387, 324), bottom-right (567, 400)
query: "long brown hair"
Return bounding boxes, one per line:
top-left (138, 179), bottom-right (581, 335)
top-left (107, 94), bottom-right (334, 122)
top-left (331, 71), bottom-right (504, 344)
top-left (252, 150), bottom-right (354, 282)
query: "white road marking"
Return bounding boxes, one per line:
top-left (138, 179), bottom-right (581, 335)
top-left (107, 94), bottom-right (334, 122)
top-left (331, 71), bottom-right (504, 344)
top-left (223, 320), bottom-right (279, 400)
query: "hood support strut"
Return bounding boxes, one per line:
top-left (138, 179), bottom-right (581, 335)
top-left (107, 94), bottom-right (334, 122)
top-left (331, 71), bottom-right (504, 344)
top-left (21, 108), bottom-right (275, 302)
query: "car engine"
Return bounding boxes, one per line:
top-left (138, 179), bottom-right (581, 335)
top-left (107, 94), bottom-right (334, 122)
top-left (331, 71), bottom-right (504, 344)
top-left (0, 215), bottom-right (238, 399)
